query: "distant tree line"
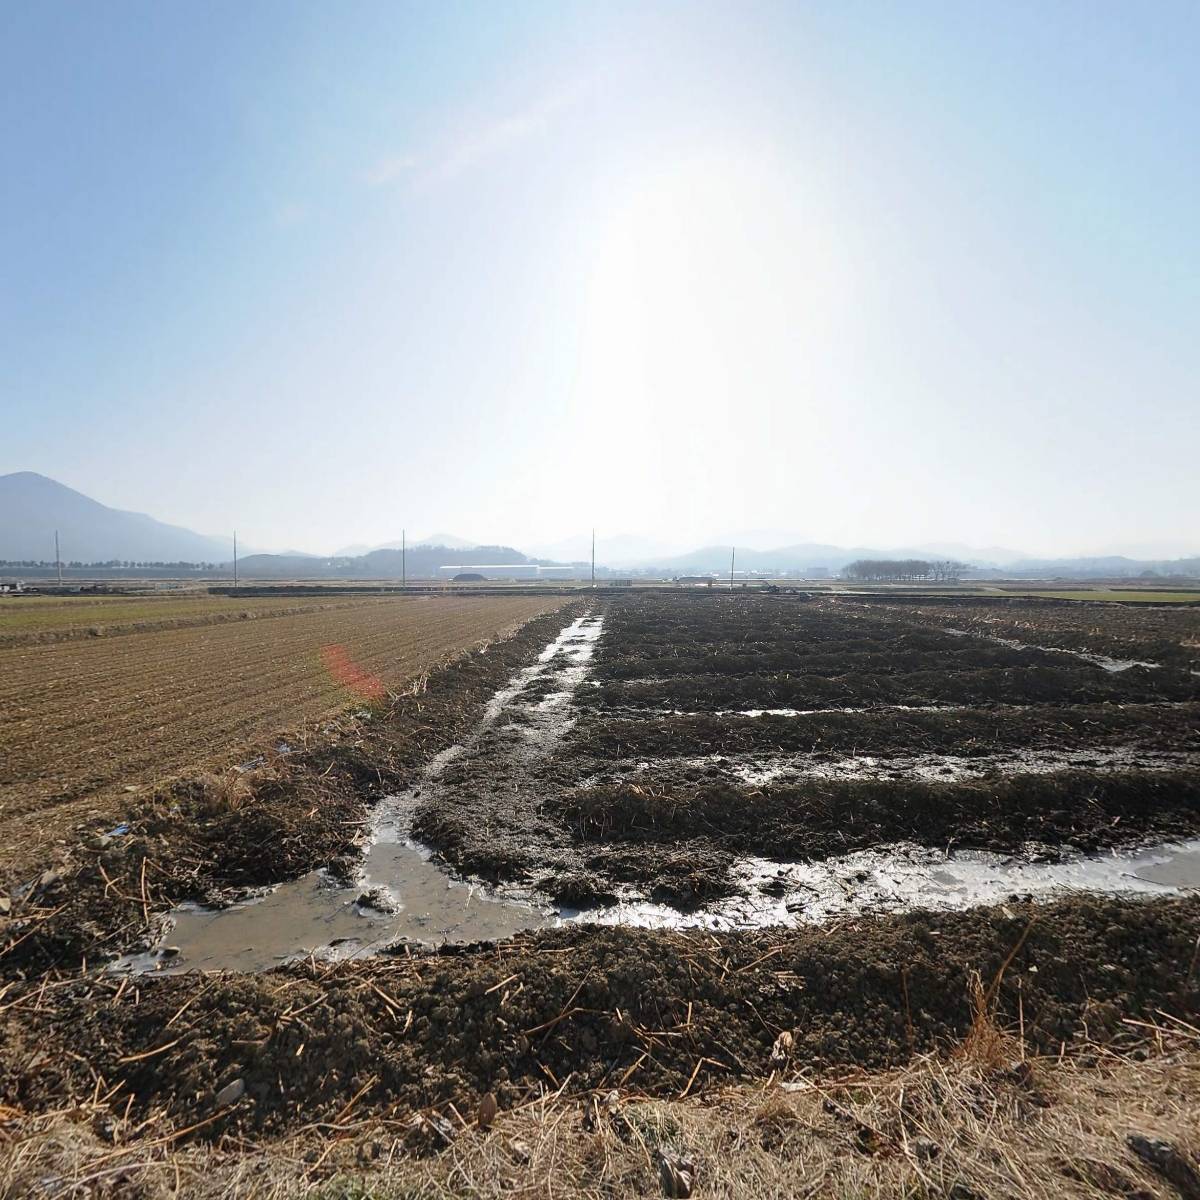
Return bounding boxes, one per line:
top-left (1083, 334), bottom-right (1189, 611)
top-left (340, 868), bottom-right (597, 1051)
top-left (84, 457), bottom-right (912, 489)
top-left (842, 559), bottom-right (967, 583)
top-left (0, 559), bottom-right (220, 570)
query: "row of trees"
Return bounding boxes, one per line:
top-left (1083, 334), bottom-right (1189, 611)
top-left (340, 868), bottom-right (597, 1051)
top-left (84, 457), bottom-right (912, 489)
top-left (0, 559), bottom-right (221, 570)
top-left (842, 559), bottom-right (967, 582)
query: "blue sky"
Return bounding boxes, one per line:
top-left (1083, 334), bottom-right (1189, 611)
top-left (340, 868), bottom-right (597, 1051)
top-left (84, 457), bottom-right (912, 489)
top-left (2, 1), bottom-right (1196, 556)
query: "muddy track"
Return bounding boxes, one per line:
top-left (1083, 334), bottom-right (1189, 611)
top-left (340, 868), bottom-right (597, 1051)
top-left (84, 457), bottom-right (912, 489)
top-left (596, 643), bottom-right (1072, 679)
top-left (552, 770), bottom-right (1200, 861)
top-left (565, 702), bottom-right (1200, 760)
top-left (588, 664), bottom-right (1200, 711)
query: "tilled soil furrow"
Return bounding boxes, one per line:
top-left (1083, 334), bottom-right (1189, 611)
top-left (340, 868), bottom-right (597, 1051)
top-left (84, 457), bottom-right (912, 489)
top-left (551, 768), bottom-right (1200, 862)
top-left (565, 702), bottom-right (1200, 760)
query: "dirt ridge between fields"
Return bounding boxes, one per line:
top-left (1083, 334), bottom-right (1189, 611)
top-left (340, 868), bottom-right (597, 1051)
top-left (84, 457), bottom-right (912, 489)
top-left (1, 895), bottom-right (1196, 1139)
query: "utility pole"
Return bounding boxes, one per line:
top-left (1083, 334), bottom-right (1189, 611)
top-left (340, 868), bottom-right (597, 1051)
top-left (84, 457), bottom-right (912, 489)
top-left (54, 530), bottom-right (62, 588)
top-left (730, 546), bottom-right (736, 591)
top-left (591, 528), bottom-right (595, 588)
top-left (401, 529), bottom-right (406, 590)
top-left (233, 530), bottom-right (238, 591)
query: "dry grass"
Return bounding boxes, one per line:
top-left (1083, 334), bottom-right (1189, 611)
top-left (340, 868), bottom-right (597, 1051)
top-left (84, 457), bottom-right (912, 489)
top-left (190, 770), bottom-right (256, 816)
top-left (3, 1022), bottom-right (1199, 1199)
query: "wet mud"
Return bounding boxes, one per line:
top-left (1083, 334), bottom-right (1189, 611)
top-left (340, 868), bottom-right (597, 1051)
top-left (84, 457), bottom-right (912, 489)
top-left (414, 595), bottom-right (1200, 906)
top-left (2, 895), bottom-right (1198, 1139)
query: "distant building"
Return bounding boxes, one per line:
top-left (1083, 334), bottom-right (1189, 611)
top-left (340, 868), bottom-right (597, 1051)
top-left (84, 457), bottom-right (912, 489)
top-left (804, 566), bottom-right (831, 578)
top-left (674, 575), bottom-right (716, 587)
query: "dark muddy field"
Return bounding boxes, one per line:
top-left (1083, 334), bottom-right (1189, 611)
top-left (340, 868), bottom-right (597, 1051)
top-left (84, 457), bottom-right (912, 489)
top-left (416, 594), bottom-right (1200, 905)
top-left (885, 597), bottom-right (1200, 670)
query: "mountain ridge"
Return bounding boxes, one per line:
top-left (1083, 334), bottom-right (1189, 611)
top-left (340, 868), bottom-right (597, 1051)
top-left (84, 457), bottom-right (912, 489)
top-left (2, 474), bottom-right (1196, 577)
top-left (0, 472), bottom-right (236, 563)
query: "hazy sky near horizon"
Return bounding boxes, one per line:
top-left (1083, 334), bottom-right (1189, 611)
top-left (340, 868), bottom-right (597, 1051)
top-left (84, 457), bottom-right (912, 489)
top-left (2, 1), bottom-right (1197, 558)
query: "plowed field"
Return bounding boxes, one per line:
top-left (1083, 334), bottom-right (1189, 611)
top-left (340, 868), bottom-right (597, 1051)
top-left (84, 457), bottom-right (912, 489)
top-left (0, 594), bottom-right (566, 853)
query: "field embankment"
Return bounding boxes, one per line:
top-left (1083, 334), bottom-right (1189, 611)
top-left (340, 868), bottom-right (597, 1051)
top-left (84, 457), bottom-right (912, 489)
top-left (6, 1033), bottom-right (1200, 1199)
top-left (2, 897), bottom-right (1199, 1198)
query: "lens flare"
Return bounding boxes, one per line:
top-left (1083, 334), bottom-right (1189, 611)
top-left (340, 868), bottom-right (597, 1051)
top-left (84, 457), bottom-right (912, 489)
top-left (320, 644), bottom-right (385, 702)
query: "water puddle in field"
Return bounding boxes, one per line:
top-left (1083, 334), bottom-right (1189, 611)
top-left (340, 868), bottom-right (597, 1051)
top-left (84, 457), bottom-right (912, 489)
top-left (116, 834), bottom-right (551, 974)
top-left (940, 627), bottom-right (1160, 673)
top-left (624, 746), bottom-right (1193, 787)
top-left (728, 703), bottom-right (964, 718)
top-left (610, 703), bottom-right (979, 720)
top-left (119, 832), bottom-right (1200, 972)
top-left (585, 838), bottom-right (1200, 930)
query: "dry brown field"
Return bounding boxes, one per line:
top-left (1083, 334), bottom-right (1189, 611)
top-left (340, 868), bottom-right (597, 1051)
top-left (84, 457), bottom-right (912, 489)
top-left (0, 593), bottom-right (566, 860)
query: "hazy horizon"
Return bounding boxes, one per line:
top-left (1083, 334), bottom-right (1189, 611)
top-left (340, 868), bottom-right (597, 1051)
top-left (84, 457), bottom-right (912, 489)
top-left (3, 469), bottom-right (1198, 565)
top-left (3, 2), bottom-right (1197, 558)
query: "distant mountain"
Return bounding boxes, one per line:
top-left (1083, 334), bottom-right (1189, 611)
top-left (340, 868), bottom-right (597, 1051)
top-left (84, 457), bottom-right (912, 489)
top-left (642, 543), bottom-right (887, 572)
top-left (331, 533), bottom-right (478, 556)
top-left (1087, 540), bottom-right (1200, 560)
top-left (236, 543), bottom-right (542, 579)
top-left (526, 533), bottom-right (687, 567)
top-left (3, 475), bottom-right (1192, 581)
top-left (1004, 554), bottom-right (1200, 578)
top-left (0, 472), bottom-right (235, 563)
top-left (622, 540), bottom-right (1200, 579)
top-left (414, 532), bottom-right (477, 550)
